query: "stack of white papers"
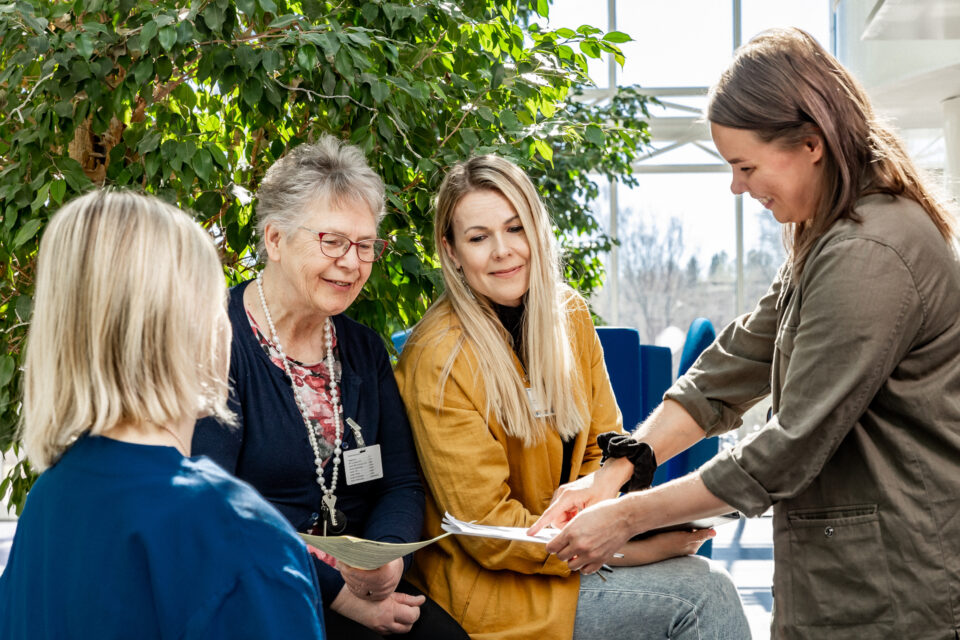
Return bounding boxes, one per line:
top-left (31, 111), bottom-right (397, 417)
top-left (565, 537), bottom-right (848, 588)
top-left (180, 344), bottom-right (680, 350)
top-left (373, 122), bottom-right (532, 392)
top-left (440, 512), bottom-right (559, 544)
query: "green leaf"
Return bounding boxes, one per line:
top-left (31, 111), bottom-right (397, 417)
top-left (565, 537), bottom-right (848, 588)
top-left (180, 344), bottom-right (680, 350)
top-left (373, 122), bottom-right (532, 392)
top-left (535, 0), bottom-right (549, 18)
top-left (206, 143), bottom-right (229, 170)
top-left (261, 48), bottom-right (282, 73)
top-left (236, 0), bottom-right (256, 14)
top-left (194, 191), bottom-right (223, 217)
top-left (13, 218), bottom-right (42, 248)
top-left (584, 123), bottom-right (605, 146)
top-left (602, 31), bottom-right (632, 44)
top-left (158, 26), bottom-right (177, 52)
top-left (0, 356), bottom-right (14, 387)
top-left (14, 294), bottom-right (32, 323)
top-left (75, 33), bottom-right (94, 59)
top-left (140, 20), bottom-right (158, 49)
top-left (242, 79), bottom-right (263, 108)
top-left (258, 0), bottom-right (278, 14)
top-left (268, 14), bottom-right (299, 29)
top-left (534, 139), bottom-right (553, 164)
top-left (192, 149), bottom-right (213, 182)
top-left (370, 80), bottom-right (390, 103)
top-left (49, 179), bottom-right (66, 205)
top-left (499, 109), bottom-right (521, 132)
top-left (133, 59), bottom-right (154, 85)
top-left (176, 141), bottom-right (195, 165)
top-left (579, 39), bottom-right (601, 59)
top-left (491, 63), bottom-right (506, 90)
top-left (202, 5), bottom-right (225, 32)
top-left (30, 183), bottom-right (50, 212)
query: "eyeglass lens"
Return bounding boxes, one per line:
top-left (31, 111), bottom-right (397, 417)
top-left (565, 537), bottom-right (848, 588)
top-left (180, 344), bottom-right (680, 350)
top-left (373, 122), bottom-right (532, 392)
top-left (319, 232), bottom-right (387, 262)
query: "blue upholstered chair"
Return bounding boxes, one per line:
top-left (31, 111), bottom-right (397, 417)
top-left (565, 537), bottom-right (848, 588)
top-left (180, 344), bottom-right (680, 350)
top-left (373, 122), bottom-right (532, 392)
top-left (595, 328), bottom-right (673, 436)
top-left (391, 327), bottom-right (413, 354)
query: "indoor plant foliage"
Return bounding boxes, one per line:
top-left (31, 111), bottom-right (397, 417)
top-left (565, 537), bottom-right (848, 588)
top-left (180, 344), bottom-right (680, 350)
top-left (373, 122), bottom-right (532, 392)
top-left (0, 0), bottom-right (650, 510)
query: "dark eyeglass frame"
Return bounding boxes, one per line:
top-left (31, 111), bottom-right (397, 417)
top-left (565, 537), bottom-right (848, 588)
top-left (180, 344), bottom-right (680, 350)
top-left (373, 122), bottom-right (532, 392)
top-left (299, 227), bottom-right (389, 263)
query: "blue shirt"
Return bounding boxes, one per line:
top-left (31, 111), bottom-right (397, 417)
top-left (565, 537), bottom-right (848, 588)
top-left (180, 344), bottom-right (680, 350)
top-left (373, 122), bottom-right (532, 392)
top-left (193, 280), bottom-right (425, 603)
top-left (0, 436), bottom-right (325, 639)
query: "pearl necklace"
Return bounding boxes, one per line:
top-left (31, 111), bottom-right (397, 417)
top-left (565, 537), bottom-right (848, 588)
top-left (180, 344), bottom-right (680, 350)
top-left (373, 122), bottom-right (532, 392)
top-left (256, 273), bottom-right (346, 534)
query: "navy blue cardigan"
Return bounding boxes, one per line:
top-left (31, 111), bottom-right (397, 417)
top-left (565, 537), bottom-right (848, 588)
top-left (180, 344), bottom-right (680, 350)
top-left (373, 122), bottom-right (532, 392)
top-left (193, 280), bottom-right (425, 603)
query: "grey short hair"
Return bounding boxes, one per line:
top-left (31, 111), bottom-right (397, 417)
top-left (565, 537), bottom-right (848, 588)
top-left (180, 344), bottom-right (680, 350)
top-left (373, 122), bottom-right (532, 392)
top-left (254, 135), bottom-right (385, 260)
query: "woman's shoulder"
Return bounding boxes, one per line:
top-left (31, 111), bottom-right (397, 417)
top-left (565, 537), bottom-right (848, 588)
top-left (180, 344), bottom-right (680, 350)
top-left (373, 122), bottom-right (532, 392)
top-left (404, 298), bottom-right (463, 350)
top-left (396, 299), bottom-right (471, 376)
top-left (817, 194), bottom-right (953, 267)
top-left (178, 457), bottom-right (303, 547)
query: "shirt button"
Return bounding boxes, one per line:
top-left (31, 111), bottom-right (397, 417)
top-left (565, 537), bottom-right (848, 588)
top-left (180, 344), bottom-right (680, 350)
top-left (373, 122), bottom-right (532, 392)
top-left (824, 526), bottom-right (834, 538)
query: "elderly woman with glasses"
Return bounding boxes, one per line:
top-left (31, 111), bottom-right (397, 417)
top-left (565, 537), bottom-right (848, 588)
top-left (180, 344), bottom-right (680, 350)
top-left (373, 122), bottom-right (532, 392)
top-left (193, 136), bottom-right (468, 640)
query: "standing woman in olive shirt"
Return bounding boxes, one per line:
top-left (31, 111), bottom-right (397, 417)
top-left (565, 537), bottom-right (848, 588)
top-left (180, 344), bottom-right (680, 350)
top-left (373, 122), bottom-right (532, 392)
top-left (534, 28), bottom-right (960, 640)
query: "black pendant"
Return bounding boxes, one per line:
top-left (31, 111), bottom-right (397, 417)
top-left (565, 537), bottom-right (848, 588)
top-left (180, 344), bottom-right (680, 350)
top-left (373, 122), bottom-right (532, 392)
top-left (321, 503), bottom-right (347, 535)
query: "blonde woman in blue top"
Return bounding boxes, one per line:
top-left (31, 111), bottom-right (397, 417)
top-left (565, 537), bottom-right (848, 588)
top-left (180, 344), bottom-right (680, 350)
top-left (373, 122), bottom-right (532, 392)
top-left (0, 190), bottom-right (325, 639)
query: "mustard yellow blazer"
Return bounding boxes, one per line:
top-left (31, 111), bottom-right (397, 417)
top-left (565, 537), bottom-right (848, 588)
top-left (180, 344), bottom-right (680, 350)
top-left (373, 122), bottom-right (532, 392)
top-left (395, 292), bottom-right (623, 640)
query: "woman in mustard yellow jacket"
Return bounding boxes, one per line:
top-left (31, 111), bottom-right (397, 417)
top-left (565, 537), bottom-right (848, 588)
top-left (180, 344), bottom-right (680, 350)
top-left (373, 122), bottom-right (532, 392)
top-left (395, 155), bottom-right (748, 640)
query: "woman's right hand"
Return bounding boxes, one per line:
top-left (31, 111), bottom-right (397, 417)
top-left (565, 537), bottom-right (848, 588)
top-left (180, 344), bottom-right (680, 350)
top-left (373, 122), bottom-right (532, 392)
top-left (331, 586), bottom-right (425, 634)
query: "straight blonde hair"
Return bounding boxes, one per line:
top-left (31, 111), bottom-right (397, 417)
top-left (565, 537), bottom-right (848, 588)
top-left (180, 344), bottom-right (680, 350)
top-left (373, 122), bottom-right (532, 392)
top-left (707, 28), bottom-right (956, 275)
top-left (411, 155), bottom-right (584, 446)
top-left (22, 190), bottom-right (233, 470)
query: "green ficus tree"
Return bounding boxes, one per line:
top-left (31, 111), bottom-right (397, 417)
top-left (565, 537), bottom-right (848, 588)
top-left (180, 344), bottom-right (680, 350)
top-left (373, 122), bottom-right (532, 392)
top-left (0, 0), bottom-right (651, 511)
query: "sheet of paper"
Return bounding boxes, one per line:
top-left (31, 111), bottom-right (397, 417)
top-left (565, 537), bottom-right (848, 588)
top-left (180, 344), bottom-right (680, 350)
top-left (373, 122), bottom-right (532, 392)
top-left (299, 531), bottom-right (451, 570)
top-left (440, 512), bottom-right (559, 544)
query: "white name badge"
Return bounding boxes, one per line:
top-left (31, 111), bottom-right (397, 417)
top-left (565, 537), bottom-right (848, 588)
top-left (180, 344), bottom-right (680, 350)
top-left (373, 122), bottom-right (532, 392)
top-left (343, 445), bottom-right (384, 485)
top-left (526, 387), bottom-right (554, 418)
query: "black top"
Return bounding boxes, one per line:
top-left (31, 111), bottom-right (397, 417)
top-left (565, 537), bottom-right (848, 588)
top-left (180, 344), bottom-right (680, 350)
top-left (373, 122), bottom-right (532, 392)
top-left (492, 301), bottom-right (574, 485)
top-left (193, 280), bottom-right (425, 603)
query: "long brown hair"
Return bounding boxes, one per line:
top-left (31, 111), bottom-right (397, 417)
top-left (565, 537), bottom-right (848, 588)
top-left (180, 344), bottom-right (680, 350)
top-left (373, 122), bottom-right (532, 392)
top-left (707, 27), bottom-right (955, 274)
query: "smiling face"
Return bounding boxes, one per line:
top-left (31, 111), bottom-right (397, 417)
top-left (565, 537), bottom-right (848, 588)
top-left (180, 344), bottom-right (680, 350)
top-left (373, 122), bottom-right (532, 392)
top-left (711, 122), bottom-right (825, 225)
top-left (264, 196), bottom-right (377, 318)
top-left (442, 189), bottom-right (531, 308)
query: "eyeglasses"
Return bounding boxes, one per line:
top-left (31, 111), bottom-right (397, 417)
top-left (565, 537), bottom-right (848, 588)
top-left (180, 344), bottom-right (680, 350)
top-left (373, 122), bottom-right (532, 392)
top-left (299, 227), bottom-right (389, 263)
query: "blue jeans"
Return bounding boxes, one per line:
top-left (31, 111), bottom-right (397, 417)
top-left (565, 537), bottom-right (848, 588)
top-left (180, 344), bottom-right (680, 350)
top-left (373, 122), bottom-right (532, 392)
top-left (574, 555), bottom-right (751, 640)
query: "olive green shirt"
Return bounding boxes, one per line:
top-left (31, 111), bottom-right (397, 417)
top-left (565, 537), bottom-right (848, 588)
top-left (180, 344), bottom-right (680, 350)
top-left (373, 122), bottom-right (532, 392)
top-left (666, 195), bottom-right (960, 639)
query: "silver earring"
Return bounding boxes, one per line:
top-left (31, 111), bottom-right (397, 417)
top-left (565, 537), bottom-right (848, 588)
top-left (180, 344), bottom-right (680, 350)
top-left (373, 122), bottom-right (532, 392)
top-left (458, 267), bottom-right (476, 300)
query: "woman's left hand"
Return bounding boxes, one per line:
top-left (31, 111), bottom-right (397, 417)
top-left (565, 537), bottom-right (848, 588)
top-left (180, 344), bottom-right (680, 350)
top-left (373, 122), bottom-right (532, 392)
top-left (339, 558), bottom-right (404, 601)
top-left (608, 529), bottom-right (716, 567)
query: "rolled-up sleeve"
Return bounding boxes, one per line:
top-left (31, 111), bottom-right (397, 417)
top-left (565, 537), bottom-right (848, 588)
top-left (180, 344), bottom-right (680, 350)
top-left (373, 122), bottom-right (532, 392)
top-left (700, 238), bottom-right (923, 516)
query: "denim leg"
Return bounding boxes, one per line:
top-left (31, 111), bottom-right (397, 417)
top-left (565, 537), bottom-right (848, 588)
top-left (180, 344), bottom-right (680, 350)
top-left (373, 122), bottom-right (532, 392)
top-left (573, 555), bottom-right (751, 640)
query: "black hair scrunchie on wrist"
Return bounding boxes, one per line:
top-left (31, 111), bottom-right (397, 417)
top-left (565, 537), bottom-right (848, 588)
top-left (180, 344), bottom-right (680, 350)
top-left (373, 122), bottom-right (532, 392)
top-left (597, 431), bottom-right (657, 493)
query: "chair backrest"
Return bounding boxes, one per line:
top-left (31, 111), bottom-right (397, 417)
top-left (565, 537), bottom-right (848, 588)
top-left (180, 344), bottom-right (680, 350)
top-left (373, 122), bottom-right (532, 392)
top-left (391, 328), bottom-right (413, 354)
top-left (678, 317), bottom-right (716, 377)
top-left (595, 327), bottom-right (673, 432)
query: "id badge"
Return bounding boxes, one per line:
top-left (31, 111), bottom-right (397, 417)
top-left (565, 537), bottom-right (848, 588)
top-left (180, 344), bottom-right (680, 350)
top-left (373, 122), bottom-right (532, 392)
top-left (526, 387), bottom-right (554, 418)
top-left (343, 444), bottom-right (384, 485)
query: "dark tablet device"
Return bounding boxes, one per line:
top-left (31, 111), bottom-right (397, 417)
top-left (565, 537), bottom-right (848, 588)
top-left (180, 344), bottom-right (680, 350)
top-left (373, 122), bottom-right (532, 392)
top-left (630, 512), bottom-right (741, 540)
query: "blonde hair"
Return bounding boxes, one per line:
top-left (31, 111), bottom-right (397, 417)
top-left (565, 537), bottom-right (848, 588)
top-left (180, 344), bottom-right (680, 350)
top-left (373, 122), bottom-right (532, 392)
top-left (707, 27), bottom-right (956, 275)
top-left (411, 155), bottom-right (584, 445)
top-left (22, 190), bottom-right (233, 470)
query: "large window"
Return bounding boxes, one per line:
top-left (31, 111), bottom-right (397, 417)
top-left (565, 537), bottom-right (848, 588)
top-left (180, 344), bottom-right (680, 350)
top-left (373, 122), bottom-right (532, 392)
top-left (548, 0), bottom-right (829, 341)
